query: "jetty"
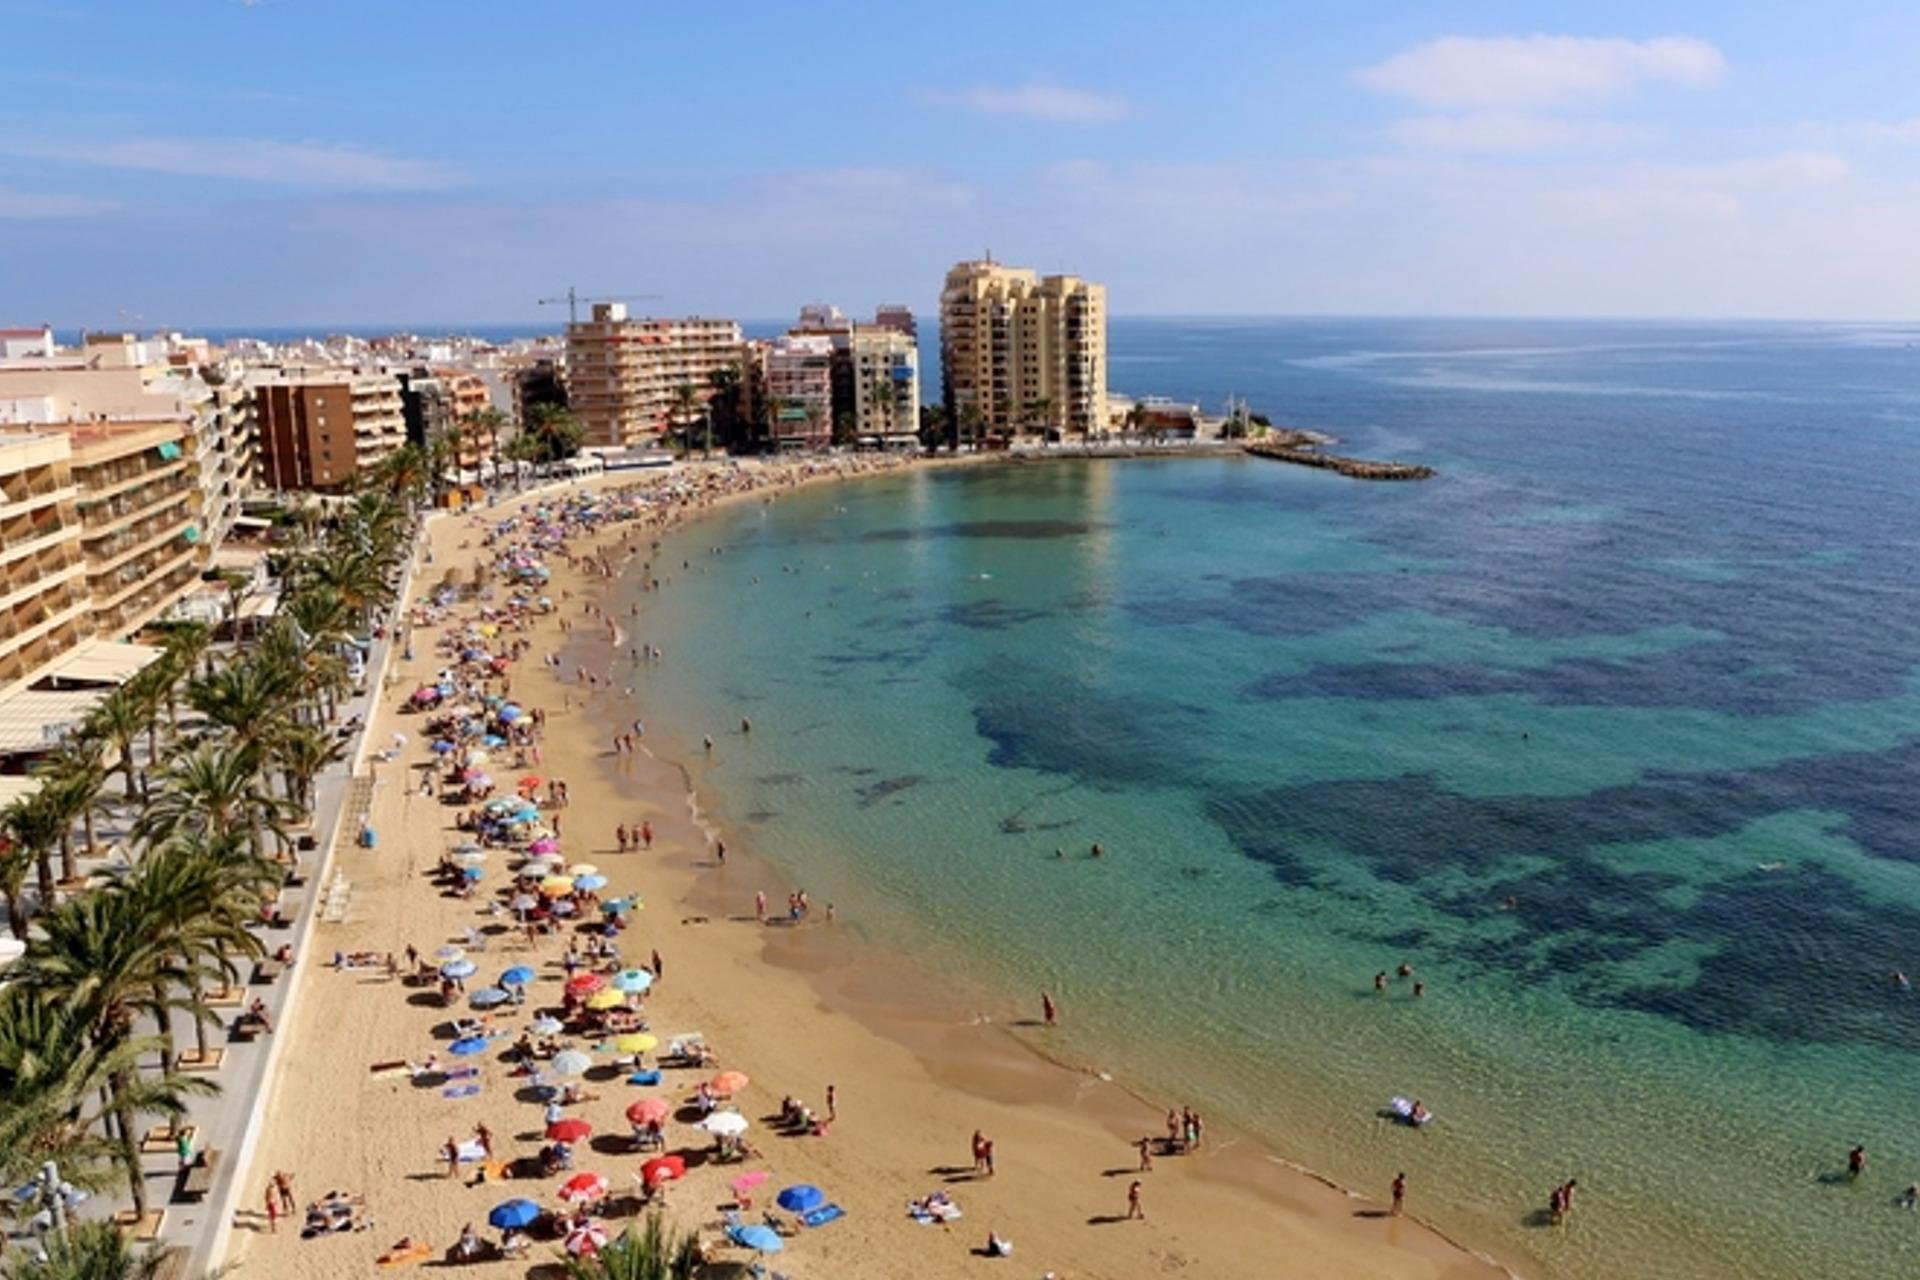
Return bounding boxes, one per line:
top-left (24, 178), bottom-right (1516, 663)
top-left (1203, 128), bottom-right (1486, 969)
top-left (1244, 437), bottom-right (1434, 481)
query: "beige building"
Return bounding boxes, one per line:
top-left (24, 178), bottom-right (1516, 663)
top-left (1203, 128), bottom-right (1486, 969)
top-left (67, 417), bottom-right (207, 636)
top-left (850, 328), bottom-right (920, 446)
top-left (254, 370), bottom-right (405, 492)
top-left (762, 334), bottom-right (836, 450)
top-left (939, 258), bottom-right (1107, 439)
top-left (0, 432), bottom-right (88, 695)
top-left (565, 304), bottom-right (742, 447)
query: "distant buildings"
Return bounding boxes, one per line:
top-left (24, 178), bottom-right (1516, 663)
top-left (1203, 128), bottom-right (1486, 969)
top-left (255, 370), bottom-right (405, 493)
top-left (763, 334), bottom-right (837, 450)
top-left (563, 303), bottom-right (742, 448)
top-left (750, 305), bottom-right (920, 451)
top-left (939, 257), bottom-right (1106, 440)
top-left (397, 367), bottom-right (497, 472)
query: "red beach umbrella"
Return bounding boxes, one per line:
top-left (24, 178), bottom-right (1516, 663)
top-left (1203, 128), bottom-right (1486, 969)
top-left (557, 1171), bottom-right (609, 1203)
top-left (640, 1155), bottom-right (686, 1188)
top-left (625, 1098), bottom-right (671, 1125)
top-left (546, 1117), bottom-right (593, 1143)
top-left (566, 973), bottom-right (605, 998)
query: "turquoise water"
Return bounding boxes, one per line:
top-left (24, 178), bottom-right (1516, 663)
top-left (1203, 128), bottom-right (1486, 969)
top-left (624, 320), bottom-right (1920, 1279)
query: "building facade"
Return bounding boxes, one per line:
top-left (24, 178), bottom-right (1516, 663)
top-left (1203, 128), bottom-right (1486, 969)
top-left (939, 259), bottom-right (1107, 440)
top-left (0, 432), bottom-right (87, 694)
top-left (850, 329), bottom-right (920, 446)
top-left (255, 371), bottom-right (405, 492)
top-left (762, 334), bottom-right (837, 450)
top-left (66, 418), bottom-right (207, 636)
top-left (564, 304), bottom-right (742, 448)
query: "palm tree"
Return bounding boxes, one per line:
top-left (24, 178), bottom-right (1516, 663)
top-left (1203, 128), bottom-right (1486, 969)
top-left (135, 741), bottom-right (283, 859)
top-left (19, 889), bottom-right (209, 1215)
top-left (555, 1214), bottom-right (699, 1280)
top-left (0, 1218), bottom-right (208, 1280)
top-left (0, 988), bottom-right (212, 1205)
top-left (463, 408), bottom-right (507, 483)
top-left (35, 766), bottom-right (98, 887)
top-left (522, 404), bottom-right (584, 465)
top-left (269, 724), bottom-right (344, 824)
top-left (2, 789), bottom-right (66, 918)
top-left (0, 820), bottom-right (35, 940)
top-left (1027, 395), bottom-right (1054, 438)
top-left (135, 835), bottom-right (270, 1066)
top-left (86, 687), bottom-right (150, 805)
top-left (155, 623), bottom-right (212, 732)
top-left (187, 660), bottom-right (296, 761)
top-left (669, 382), bottom-right (701, 456)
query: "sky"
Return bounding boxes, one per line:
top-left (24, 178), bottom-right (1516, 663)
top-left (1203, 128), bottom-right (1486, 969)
top-left (3, 0), bottom-right (1919, 326)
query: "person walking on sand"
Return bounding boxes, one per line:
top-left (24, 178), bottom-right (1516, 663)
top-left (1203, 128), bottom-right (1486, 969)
top-left (274, 1170), bottom-right (295, 1216)
top-left (827, 1084), bottom-right (837, 1121)
top-left (1127, 1180), bottom-right (1145, 1220)
top-left (264, 1182), bottom-right (279, 1234)
top-left (971, 1130), bottom-right (987, 1176)
top-left (1138, 1137), bottom-right (1154, 1172)
top-left (1042, 992), bottom-right (1057, 1027)
top-left (1391, 1171), bottom-right (1406, 1216)
top-left (641, 820), bottom-right (653, 849)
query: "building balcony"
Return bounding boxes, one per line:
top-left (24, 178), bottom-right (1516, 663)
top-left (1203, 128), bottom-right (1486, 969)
top-left (0, 545), bottom-right (85, 615)
top-left (0, 609), bottom-right (88, 692)
top-left (75, 455), bottom-right (191, 503)
top-left (0, 471), bottom-right (77, 520)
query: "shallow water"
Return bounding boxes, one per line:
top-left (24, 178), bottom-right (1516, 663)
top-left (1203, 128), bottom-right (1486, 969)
top-left (622, 319), bottom-right (1920, 1279)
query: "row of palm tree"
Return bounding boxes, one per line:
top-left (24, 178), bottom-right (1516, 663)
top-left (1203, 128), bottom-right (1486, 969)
top-left (0, 486), bottom-right (415, 1274)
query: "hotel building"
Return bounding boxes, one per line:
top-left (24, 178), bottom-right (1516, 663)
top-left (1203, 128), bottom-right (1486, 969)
top-left (564, 304), bottom-right (742, 448)
top-left (938, 258), bottom-right (1107, 439)
top-left (0, 432), bottom-right (87, 695)
top-left (255, 370), bottom-right (406, 492)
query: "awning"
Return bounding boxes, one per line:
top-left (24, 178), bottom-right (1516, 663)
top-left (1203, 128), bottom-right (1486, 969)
top-left (156, 440), bottom-right (182, 461)
top-left (39, 639), bottom-right (163, 689)
top-left (238, 593), bottom-right (280, 620)
top-left (0, 688), bottom-right (106, 754)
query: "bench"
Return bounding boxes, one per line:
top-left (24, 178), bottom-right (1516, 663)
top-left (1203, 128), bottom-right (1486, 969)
top-left (178, 1149), bottom-right (220, 1201)
top-left (229, 1014), bottom-right (264, 1041)
top-left (252, 959), bottom-right (285, 985)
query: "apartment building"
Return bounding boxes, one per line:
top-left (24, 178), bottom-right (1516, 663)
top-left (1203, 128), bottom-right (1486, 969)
top-left (564, 304), bottom-right (742, 448)
top-left (67, 417), bottom-right (206, 636)
top-left (255, 370), bottom-right (405, 492)
top-left (762, 334), bottom-right (837, 450)
top-left (849, 328), bottom-right (920, 446)
top-left (396, 367), bottom-right (499, 474)
top-left (0, 432), bottom-right (88, 694)
top-left (939, 258), bottom-right (1107, 439)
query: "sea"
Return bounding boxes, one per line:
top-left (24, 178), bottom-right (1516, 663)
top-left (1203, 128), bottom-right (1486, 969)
top-left (604, 317), bottom-right (1920, 1279)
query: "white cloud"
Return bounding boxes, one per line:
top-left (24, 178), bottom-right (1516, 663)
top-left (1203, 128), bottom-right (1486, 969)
top-left (1387, 113), bottom-right (1648, 153)
top-left (0, 188), bottom-right (118, 219)
top-left (1796, 117), bottom-right (1920, 144)
top-left (1658, 150), bottom-right (1850, 188)
top-left (1357, 35), bottom-right (1725, 109)
top-left (0, 137), bottom-right (460, 190)
top-left (922, 83), bottom-right (1131, 123)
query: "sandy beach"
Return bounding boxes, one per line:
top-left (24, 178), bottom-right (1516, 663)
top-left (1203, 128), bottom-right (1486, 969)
top-left (222, 456), bottom-right (1503, 1280)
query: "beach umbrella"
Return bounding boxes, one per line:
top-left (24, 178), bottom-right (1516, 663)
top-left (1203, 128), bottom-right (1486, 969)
top-left (729, 1170), bottom-right (770, 1197)
top-left (574, 874), bottom-right (608, 892)
top-left (435, 944), bottom-right (466, 960)
top-left (481, 734), bottom-right (506, 748)
top-left (699, 1111), bottom-right (749, 1138)
top-left (452, 841), bottom-right (481, 854)
top-left (545, 1117), bottom-right (593, 1143)
top-left (487, 1198), bottom-right (540, 1230)
top-left (567, 863), bottom-right (600, 878)
top-left (518, 774), bottom-right (544, 791)
top-left (728, 1223), bottom-right (783, 1254)
top-left (640, 1155), bottom-right (686, 1188)
top-left (453, 851), bottom-right (487, 868)
top-left (448, 1035), bottom-right (489, 1056)
top-left (470, 987), bottom-right (510, 1008)
top-left (709, 1070), bottom-right (750, 1097)
top-left (600, 897), bottom-right (636, 916)
top-left (510, 893), bottom-right (538, 913)
top-left (441, 959), bottom-right (477, 980)
top-left (550, 900), bottom-right (577, 917)
top-left (500, 965), bottom-right (535, 987)
top-left (497, 705), bottom-right (523, 723)
top-left (611, 1032), bottom-right (657, 1055)
top-left (625, 1098), bottom-right (670, 1125)
top-left (584, 989), bottom-right (624, 1011)
top-left (530, 1016), bottom-right (564, 1036)
top-left (776, 1184), bottom-right (824, 1213)
top-left (461, 866), bottom-right (484, 881)
top-left (565, 973), bottom-right (605, 997)
top-left (549, 1049), bottom-right (593, 1077)
top-left (556, 1171), bottom-right (608, 1203)
top-left (540, 876), bottom-right (575, 897)
top-left (527, 838), bottom-right (560, 854)
top-left (564, 1223), bottom-right (607, 1257)
top-left (431, 738), bottom-right (455, 753)
top-left (611, 969), bottom-right (653, 995)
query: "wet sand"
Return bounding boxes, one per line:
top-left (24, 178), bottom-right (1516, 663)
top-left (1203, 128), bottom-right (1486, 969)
top-left (224, 458), bottom-right (1504, 1280)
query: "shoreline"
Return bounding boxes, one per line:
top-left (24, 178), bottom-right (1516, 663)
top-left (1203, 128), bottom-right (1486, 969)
top-left (227, 454), bottom-right (1505, 1280)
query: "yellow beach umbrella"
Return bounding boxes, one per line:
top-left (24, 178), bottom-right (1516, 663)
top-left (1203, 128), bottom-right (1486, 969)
top-left (540, 875), bottom-right (575, 897)
top-left (585, 989), bottom-right (624, 1011)
top-left (567, 863), bottom-right (599, 878)
top-left (612, 1032), bottom-right (658, 1054)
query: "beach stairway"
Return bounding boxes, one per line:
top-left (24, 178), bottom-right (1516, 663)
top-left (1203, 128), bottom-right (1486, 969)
top-left (320, 873), bottom-right (353, 924)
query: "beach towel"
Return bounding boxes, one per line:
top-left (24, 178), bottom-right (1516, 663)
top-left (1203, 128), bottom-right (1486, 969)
top-left (801, 1204), bottom-right (846, 1229)
top-left (455, 1139), bottom-right (487, 1162)
top-left (626, 1069), bottom-right (662, 1086)
top-left (442, 1084), bottom-right (481, 1099)
top-left (446, 1067), bottom-right (479, 1081)
top-left (375, 1241), bottom-right (430, 1267)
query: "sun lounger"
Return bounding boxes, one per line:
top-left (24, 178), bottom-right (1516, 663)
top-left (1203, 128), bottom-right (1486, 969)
top-left (800, 1204), bottom-right (845, 1228)
top-left (442, 1083), bottom-right (480, 1099)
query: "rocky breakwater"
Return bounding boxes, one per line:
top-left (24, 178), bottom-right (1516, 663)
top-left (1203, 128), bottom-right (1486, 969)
top-left (1244, 434), bottom-right (1435, 481)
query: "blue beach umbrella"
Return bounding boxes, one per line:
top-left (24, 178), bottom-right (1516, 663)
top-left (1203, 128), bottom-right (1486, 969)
top-left (431, 739), bottom-right (456, 754)
top-left (776, 1184), bottom-right (824, 1213)
top-left (612, 969), bottom-right (653, 994)
top-left (461, 865), bottom-right (484, 881)
top-left (435, 944), bottom-right (465, 959)
top-left (500, 965), bottom-right (535, 987)
top-left (481, 734), bottom-right (507, 747)
top-left (488, 1198), bottom-right (540, 1230)
top-left (441, 959), bottom-right (477, 979)
top-left (728, 1223), bottom-right (783, 1254)
top-left (574, 874), bottom-right (608, 892)
top-left (497, 704), bottom-right (523, 722)
top-left (470, 987), bottom-right (510, 1008)
top-left (448, 1036), bottom-right (489, 1056)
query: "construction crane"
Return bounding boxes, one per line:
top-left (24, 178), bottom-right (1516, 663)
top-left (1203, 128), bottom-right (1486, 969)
top-left (537, 288), bottom-right (661, 326)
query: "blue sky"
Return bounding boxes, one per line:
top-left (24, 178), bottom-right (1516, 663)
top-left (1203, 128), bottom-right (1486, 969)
top-left (4, 0), bottom-right (1919, 325)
